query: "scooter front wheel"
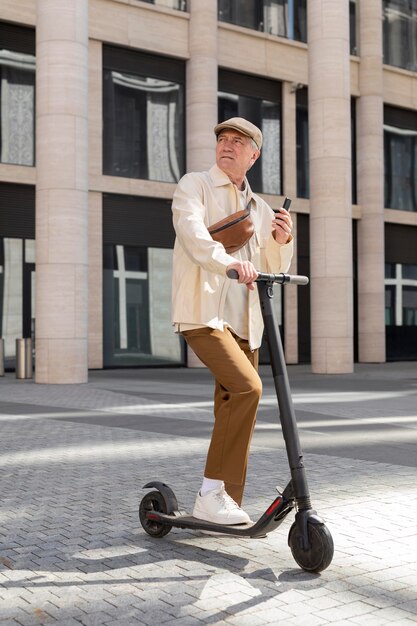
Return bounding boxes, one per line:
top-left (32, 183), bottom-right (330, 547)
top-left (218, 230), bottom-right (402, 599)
top-left (288, 521), bottom-right (334, 573)
top-left (139, 490), bottom-right (172, 538)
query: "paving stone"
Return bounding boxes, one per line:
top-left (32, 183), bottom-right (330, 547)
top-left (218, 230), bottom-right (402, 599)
top-left (1, 363), bottom-right (417, 625)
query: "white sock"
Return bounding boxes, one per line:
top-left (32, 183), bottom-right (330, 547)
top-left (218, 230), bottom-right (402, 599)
top-left (200, 477), bottom-right (224, 497)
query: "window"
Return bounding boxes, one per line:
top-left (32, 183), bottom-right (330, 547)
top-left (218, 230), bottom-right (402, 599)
top-left (103, 46), bottom-right (185, 183)
top-left (103, 244), bottom-right (183, 366)
top-left (296, 88), bottom-right (309, 198)
top-left (384, 224), bottom-right (417, 359)
top-left (351, 99), bottom-right (357, 205)
top-left (383, 0), bottom-right (417, 71)
top-left (385, 263), bottom-right (417, 326)
top-left (140, 0), bottom-right (188, 9)
top-left (384, 106), bottom-right (417, 212)
top-left (350, 0), bottom-right (358, 55)
top-left (0, 237), bottom-right (35, 368)
top-left (218, 0), bottom-right (307, 42)
top-left (102, 193), bottom-right (183, 367)
top-left (218, 70), bottom-right (282, 195)
top-left (0, 23), bottom-right (35, 166)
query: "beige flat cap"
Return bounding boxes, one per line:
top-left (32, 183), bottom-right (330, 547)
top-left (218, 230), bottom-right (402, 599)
top-left (214, 117), bottom-right (263, 150)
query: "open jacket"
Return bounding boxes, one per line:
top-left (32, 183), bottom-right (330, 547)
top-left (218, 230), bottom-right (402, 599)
top-left (171, 164), bottom-right (294, 350)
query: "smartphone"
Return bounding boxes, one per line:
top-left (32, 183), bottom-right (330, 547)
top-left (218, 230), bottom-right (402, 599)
top-left (274, 197), bottom-right (291, 213)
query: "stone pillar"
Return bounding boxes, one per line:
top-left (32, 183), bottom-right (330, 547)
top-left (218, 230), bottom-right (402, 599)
top-left (357, 0), bottom-right (386, 363)
top-left (186, 0), bottom-right (218, 172)
top-left (186, 0), bottom-right (218, 367)
top-left (88, 39), bottom-right (103, 369)
top-left (35, 0), bottom-right (89, 383)
top-left (282, 82), bottom-right (298, 363)
top-left (308, 0), bottom-right (354, 373)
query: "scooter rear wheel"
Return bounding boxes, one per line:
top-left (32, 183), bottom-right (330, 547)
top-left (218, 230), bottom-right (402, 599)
top-left (288, 521), bottom-right (334, 573)
top-left (139, 490), bottom-right (172, 538)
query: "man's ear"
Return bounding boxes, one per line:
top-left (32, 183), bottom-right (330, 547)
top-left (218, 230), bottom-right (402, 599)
top-left (248, 150), bottom-right (260, 170)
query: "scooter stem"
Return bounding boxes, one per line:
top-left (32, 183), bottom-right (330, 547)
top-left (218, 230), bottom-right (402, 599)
top-left (257, 279), bottom-right (311, 511)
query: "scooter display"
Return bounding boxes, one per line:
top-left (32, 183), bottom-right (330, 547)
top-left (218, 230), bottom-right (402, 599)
top-left (139, 271), bottom-right (334, 573)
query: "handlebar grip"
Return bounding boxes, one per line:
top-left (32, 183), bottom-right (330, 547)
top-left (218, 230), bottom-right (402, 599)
top-left (226, 269), bottom-right (309, 285)
top-left (282, 274), bottom-right (309, 285)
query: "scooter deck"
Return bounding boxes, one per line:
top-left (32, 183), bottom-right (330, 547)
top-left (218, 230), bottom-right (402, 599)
top-left (157, 512), bottom-right (260, 536)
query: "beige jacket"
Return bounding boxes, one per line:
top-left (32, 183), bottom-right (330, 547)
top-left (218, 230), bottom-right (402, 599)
top-left (171, 164), bottom-right (294, 349)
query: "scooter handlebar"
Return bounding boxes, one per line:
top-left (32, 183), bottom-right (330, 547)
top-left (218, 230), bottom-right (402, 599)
top-left (226, 269), bottom-right (309, 285)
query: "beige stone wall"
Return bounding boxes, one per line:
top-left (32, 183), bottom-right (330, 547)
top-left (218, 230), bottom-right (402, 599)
top-left (89, 0), bottom-right (189, 57)
top-left (1, 0), bottom-right (417, 376)
top-left (0, 0), bottom-right (35, 25)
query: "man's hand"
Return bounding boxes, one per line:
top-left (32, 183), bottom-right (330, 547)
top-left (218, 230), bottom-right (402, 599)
top-left (272, 206), bottom-right (293, 244)
top-left (226, 260), bottom-right (258, 291)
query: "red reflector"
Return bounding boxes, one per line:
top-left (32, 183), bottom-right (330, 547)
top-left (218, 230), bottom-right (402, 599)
top-left (266, 498), bottom-right (282, 516)
top-left (147, 513), bottom-right (160, 521)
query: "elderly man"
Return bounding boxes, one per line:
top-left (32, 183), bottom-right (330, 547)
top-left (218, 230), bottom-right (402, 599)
top-left (171, 117), bottom-right (293, 525)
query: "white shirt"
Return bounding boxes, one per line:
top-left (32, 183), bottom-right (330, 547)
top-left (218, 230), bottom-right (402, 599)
top-left (223, 183), bottom-right (251, 340)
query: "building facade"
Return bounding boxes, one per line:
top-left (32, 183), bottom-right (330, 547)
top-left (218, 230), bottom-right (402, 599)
top-left (0, 0), bottom-right (416, 383)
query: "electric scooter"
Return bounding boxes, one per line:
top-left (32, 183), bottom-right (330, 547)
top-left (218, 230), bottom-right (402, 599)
top-left (139, 271), bottom-right (334, 573)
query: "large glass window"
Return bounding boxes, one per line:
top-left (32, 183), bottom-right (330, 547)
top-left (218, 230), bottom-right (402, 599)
top-left (0, 237), bottom-right (35, 369)
top-left (218, 70), bottom-right (282, 195)
top-left (218, 0), bottom-right (307, 42)
top-left (103, 46), bottom-right (185, 183)
top-left (384, 106), bottom-right (417, 212)
top-left (384, 224), bottom-right (417, 359)
top-left (383, 0), bottom-right (417, 71)
top-left (103, 244), bottom-right (183, 366)
top-left (102, 193), bottom-right (183, 367)
top-left (0, 23), bottom-right (35, 166)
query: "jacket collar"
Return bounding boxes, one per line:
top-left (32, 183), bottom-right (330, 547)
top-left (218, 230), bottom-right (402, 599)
top-left (209, 164), bottom-right (255, 202)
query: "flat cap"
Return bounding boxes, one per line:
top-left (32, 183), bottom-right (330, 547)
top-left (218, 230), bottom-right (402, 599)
top-left (214, 117), bottom-right (263, 150)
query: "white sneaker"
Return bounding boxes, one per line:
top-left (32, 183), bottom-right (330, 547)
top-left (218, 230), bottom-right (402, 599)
top-left (193, 486), bottom-right (251, 525)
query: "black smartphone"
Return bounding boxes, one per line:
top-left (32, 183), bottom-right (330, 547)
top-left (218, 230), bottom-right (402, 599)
top-left (274, 197), bottom-right (291, 213)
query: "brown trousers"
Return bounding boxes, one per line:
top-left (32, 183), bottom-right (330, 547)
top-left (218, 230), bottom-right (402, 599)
top-left (182, 326), bottom-right (262, 506)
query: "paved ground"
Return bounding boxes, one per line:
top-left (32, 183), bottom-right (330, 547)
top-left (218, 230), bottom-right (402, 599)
top-left (1, 361), bottom-right (417, 625)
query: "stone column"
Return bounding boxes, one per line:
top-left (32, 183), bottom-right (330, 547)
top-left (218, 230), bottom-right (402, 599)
top-left (88, 40), bottom-right (103, 369)
top-left (282, 82), bottom-right (298, 363)
top-left (357, 0), bottom-right (386, 363)
top-left (35, 0), bottom-right (89, 383)
top-left (308, 0), bottom-right (354, 373)
top-left (186, 0), bottom-right (218, 172)
top-left (186, 0), bottom-right (218, 367)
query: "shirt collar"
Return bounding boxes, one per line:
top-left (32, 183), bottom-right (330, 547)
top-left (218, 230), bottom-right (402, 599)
top-left (209, 164), bottom-right (254, 200)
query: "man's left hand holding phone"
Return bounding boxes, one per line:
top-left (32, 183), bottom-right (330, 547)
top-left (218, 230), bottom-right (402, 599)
top-left (272, 197), bottom-right (292, 244)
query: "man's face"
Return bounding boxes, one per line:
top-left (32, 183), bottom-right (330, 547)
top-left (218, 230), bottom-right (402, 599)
top-left (215, 130), bottom-right (260, 181)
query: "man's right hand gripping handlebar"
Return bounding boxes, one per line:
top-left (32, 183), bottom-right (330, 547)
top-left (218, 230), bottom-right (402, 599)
top-left (226, 263), bottom-right (309, 286)
top-left (226, 261), bottom-right (259, 291)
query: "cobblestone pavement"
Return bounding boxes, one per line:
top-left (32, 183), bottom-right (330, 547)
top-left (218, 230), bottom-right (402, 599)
top-left (1, 361), bottom-right (417, 625)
